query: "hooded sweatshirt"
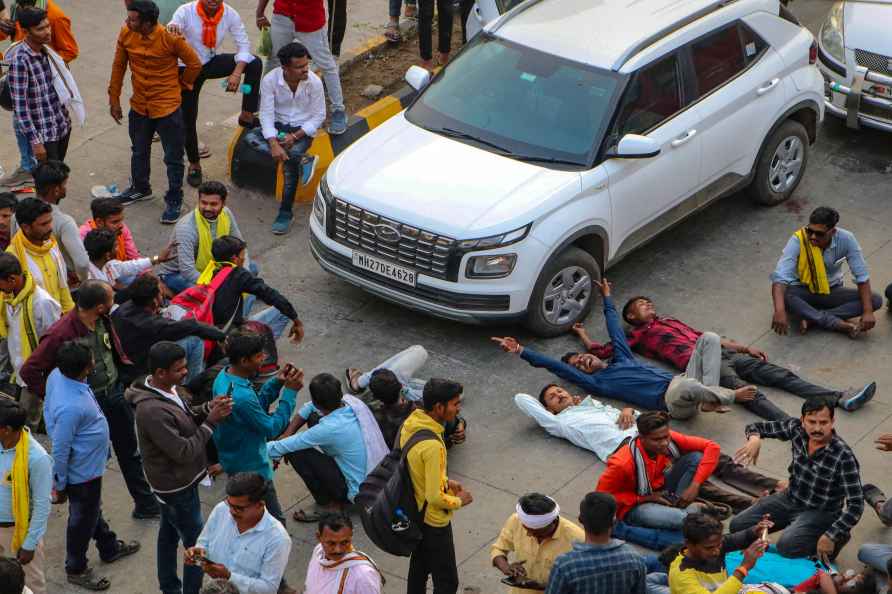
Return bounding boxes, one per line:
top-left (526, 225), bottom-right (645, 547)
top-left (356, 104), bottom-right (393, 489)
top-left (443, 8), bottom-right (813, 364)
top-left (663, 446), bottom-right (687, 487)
top-left (399, 409), bottom-right (462, 527)
top-left (125, 377), bottom-right (215, 495)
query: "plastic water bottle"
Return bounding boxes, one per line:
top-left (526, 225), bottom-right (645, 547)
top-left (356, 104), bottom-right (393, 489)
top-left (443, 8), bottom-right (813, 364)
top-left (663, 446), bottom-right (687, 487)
top-left (220, 81), bottom-right (252, 94)
top-left (107, 183), bottom-right (118, 196)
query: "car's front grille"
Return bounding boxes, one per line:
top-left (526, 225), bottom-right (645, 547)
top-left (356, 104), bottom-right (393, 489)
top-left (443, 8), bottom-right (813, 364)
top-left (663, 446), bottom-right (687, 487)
top-left (332, 199), bottom-right (456, 280)
top-left (855, 49), bottom-right (892, 77)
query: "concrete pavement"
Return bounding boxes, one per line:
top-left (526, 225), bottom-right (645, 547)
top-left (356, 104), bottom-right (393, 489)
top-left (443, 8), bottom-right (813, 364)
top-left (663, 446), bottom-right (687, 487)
top-left (3, 1), bottom-right (892, 593)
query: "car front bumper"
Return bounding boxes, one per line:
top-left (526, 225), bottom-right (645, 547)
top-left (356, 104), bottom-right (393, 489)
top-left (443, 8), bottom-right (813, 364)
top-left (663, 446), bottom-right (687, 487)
top-left (819, 56), bottom-right (892, 133)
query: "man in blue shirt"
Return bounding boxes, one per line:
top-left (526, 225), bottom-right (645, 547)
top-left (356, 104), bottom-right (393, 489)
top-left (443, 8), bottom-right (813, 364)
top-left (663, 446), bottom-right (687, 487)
top-left (43, 342), bottom-right (140, 591)
top-left (0, 399), bottom-right (51, 594)
top-left (771, 206), bottom-right (882, 338)
top-left (493, 279), bottom-right (739, 421)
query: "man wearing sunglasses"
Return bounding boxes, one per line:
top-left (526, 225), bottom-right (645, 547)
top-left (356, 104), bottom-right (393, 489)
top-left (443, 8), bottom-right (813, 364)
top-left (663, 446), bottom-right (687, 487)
top-left (770, 206), bottom-right (882, 338)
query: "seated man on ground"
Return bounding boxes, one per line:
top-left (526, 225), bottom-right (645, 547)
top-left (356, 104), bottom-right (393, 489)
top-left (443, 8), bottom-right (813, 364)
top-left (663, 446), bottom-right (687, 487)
top-left (731, 396), bottom-right (863, 559)
top-left (574, 294), bottom-right (875, 420)
top-left (345, 345), bottom-right (466, 448)
top-left (267, 373), bottom-right (388, 523)
top-left (0, 192), bottom-right (18, 251)
top-left (494, 279), bottom-right (746, 420)
top-left (304, 513), bottom-right (384, 594)
top-left (854, 551), bottom-right (892, 593)
top-left (862, 432), bottom-right (892, 527)
top-left (79, 197), bottom-right (141, 261)
top-left (83, 228), bottom-right (174, 289)
top-left (770, 206), bottom-right (882, 339)
top-left (491, 493), bottom-right (585, 592)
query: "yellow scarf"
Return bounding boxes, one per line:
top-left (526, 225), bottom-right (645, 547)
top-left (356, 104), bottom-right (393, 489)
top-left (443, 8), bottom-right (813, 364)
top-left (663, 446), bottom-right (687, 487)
top-left (795, 227), bottom-right (830, 295)
top-left (194, 208), bottom-right (231, 275)
top-left (196, 260), bottom-right (234, 286)
top-left (7, 230), bottom-right (74, 313)
top-left (0, 272), bottom-right (38, 370)
top-left (9, 429), bottom-right (30, 553)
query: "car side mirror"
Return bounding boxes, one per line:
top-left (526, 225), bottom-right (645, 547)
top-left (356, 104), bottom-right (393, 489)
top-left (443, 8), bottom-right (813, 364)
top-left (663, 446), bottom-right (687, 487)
top-left (607, 134), bottom-right (661, 159)
top-left (405, 66), bottom-right (432, 91)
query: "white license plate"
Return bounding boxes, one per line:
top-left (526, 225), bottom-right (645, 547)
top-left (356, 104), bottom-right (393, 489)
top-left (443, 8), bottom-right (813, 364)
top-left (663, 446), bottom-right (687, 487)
top-left (352, 251), bottom-right (417, 287)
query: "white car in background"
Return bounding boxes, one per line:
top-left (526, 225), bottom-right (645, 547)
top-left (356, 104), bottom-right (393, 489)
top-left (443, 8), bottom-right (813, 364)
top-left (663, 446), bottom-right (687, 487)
top-left (818, 0), bottom-right (892, 131)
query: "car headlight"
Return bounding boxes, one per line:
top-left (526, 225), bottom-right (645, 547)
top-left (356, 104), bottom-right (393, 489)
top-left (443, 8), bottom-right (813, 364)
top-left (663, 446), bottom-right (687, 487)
top-left (314, 174), bottom-right (332, 226)
top-left (312, 193), bottom-right (325, 226)
top-left (466, 253), bottom-right (517, 278)
top-left (456, 224), bottom-right (530, 251)
top-left (820, 1), bottom-right (845, 64)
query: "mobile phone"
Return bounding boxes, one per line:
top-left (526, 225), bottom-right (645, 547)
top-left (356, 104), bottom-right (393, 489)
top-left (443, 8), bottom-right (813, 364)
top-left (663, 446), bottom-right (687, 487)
top-left (192, 553), bottom-right (212, 564)
top-left (501, 576), bottom-right (542, 590)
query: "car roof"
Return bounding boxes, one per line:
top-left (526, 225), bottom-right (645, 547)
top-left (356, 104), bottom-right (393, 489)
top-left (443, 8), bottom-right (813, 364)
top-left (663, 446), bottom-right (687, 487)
top-left (493, 0), bottom-right (766, 71)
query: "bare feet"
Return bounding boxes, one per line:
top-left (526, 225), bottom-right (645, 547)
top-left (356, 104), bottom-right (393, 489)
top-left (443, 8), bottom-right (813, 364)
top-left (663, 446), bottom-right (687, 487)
top-left (700, 402), bottom-right (731, 413)
top-left (734, 385), bottom-right (758, 403)
top-left (345, 368), bottom-right (363, 394)
top-left (799, 319), bottom-right (809, 335)
top-left (420, 59), bottom-right (435, 70)
top-left (836, 321), bottom-right (861, 339)
top-left (437, 51), bottom-right (450, 66)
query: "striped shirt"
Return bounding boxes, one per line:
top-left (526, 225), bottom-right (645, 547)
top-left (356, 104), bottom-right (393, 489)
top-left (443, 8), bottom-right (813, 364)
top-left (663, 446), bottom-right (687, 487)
top-left (545, 539), bottom-right (646, 594)
top-left (7, 41), bottom-right (71, 145)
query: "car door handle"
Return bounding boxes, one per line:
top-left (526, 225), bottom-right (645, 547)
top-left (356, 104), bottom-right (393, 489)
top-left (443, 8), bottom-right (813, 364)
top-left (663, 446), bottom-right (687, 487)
top-left (670, 129), bottom-right (697, 147)
top-left (757, 78), bottom-right (780, 96)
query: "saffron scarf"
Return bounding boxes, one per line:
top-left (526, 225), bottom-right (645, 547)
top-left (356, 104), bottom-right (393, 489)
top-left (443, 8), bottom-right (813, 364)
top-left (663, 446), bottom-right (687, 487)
top-left (196, 0), bottom-right (225, 50)
top-left (795, 228), bottom-right (830, 295)
top-left (8, 429), bottom-right (30, 553)
top-left (8, 230), bottom-right (72, 312)
top-left (194, 208), bottom-right (231, 276)
top-left (0, 272), bottom-right (39, 369)
top-left (87, 220), bottom-right (127, 261)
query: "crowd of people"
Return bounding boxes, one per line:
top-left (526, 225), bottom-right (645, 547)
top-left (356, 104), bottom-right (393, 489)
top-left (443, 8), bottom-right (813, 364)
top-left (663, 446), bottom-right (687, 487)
top-left (0, 1), bottom-right (891, 594)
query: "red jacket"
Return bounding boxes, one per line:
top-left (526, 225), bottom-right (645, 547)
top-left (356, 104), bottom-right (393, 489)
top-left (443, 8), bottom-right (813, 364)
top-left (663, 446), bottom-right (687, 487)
top-left (596, 431), bottom-right (720, 519)
top-left (20, 310), bottom-right (132, 397)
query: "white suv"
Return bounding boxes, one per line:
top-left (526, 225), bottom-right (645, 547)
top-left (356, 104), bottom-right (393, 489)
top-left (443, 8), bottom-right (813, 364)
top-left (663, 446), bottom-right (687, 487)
top-left (310, 0), bottom-right (824, 336)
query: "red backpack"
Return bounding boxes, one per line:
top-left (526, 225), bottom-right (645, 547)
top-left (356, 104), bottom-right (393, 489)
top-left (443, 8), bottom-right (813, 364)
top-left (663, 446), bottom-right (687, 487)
top-left (169, 265), bottom-right (236, 358)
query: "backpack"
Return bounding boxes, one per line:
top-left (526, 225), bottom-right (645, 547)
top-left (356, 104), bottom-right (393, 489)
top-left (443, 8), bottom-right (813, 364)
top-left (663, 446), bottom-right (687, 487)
top-left (355, 428), bottom-right (438, 557)
top-left (168, 265), bottom-right (235, 358)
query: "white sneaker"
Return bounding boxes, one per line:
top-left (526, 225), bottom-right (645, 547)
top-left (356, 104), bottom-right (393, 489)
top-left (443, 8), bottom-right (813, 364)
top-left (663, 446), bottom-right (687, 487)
top-left (0, 167), bottom-right (33, 189)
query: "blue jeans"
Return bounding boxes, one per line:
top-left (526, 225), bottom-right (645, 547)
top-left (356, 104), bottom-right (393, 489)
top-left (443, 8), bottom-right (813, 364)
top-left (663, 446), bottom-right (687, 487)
top-left (14, 124), bottom-right (35, 173)
top-left (156, 486), bottom-right (204, 594)
top-left (160, 272), bottom-right (192, 295)
top-left (858, 544), bottom-right (892, 575)
top-left (176, 335), bottom-right (205, 384)
top-left (613, 521), bottom-right (683, 551)
top-left (129, 108), bottom-right (185, 207)
top-left (646, 573), bottom-right (670, 594)
top-left (625, 452), bottom-right (703, 531)
top-left (244, 125), bottom-right (311, 213)
top-left (250, 306), bottom-right (290, 339)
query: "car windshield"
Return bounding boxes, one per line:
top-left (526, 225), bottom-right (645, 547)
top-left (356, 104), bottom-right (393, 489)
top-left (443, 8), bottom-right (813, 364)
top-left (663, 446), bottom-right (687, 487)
top-left (406, 35), bottom-right (622, 168)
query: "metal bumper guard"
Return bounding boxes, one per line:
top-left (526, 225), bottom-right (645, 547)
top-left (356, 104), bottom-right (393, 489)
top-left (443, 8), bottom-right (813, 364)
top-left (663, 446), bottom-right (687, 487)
top-left (825, 65), bottom-right (892, 132)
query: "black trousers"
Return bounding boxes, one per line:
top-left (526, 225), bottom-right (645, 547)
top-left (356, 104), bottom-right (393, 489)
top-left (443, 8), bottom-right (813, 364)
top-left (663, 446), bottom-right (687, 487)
top-left (65, 477), bottom-right (119, 574)
top-left (180, 54), bottom-right (262, 164)
top-left (43, 130), bottom-right (71, 163)
top-left (458, 0), bottom-right (474, 43)
top-left (286, 448), bottom-right (349, 506)
top-left (417, 0), bottom-right (452, 61)
top-left (327, 0), bottom-right (347, 57)
top-left (407, 523), bottom-right (459, 594)
top-left (129, 108), bottom-right (185, 207)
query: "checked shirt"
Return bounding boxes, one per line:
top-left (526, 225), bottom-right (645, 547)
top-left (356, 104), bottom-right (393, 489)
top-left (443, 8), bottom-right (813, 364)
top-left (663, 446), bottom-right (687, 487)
top-left (7, 42), bottom-right (70, 145)
top-left (545, 539), bottom-right (646, 594)
top-left (744, 417), bottom-right (863, 541)
top-left (590, 317), bottom-right (702, 371)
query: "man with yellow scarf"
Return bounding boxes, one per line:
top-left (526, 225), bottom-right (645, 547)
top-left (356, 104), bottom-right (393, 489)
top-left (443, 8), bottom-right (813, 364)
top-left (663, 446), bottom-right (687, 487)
top-left (0, 399), bottom-right (52, 594)
top-left (5, 198), bottom-right (74, 314)
top-left (770, 206), bottom-right (882, 339)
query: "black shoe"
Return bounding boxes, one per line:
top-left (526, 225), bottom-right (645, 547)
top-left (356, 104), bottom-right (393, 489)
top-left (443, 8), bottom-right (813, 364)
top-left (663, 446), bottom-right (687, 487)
top-left (160, 203), bottom-right (182, 225)
top-left (116, 187), bottom-right (154, 206)
top-left (131, 507), bottom-right (160, 520)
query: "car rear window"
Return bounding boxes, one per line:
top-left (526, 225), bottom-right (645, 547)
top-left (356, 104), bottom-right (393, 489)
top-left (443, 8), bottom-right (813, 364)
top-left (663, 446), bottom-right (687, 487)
top-left (691, 25), bottom-right (747, 97)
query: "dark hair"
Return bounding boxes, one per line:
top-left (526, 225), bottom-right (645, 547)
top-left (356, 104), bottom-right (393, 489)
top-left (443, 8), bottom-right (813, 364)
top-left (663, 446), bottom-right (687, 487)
top-left (578, 492), bottom-right (616, 534)
top-left (198, 180), bottom-right (228, 202)
top-left (0, 556), bottom-right (25, 594)
top-left (225, 331), bottom-right (265, 366)
top-left (422, 378), bottom-right (463, 411)
top-left (77, 279), bottom-right (111, 310)
top-left (636, 410), bottom-right (670, 436)
top-left (56, 342), bottom-right (93, 380)
top-left (309, 373), bottom-right (343, 412)
top-left (0, 399), bottom-right (26, 431)
top-left (801, 396), bottom-right (835, 419)
top-left (0, 253), bottom-right (22, 280)
top-left (318, 512), bottom-right (353, 534)
top-left (32, 160), bottom-right (69, 196)
top-left (16, 6), bottom-right (45, 29)
top-left (14, 197), bottom-right (51, 226)
top-left (148, 341), bottom-right (187, 375)
top-left (200, 580), bottom-right (241, 594)
top-left (622, 296), bottom-right (650, 324)
top-left (519, 493), bottom-right (557, 516)
top-left (211, 235), bottom-right (247, 263)
top-left (128, 0), bottom-right (160, 25)
top-left (809, 207), bottom-right (840, 228)
top-left (84, 229), bottom-right (118, 261)
top-left (128, 274), bottom-right (161, 307)
top-left (277, 41), bottom-right (309, 66)
top-left (225, 472), bottom-right (268, 503)
top-left (682, 513), bottom-right (723, 544)
top-left (368, 369), bottom-right (402, 405)
top-left (0, 193), bottom-right (18, 212)
top-left (560, 352), bottom-right (578, 365)
top-left (538, 383), bottom-right (559, 407)
top-left (90, 197), bottom-right (124, 221)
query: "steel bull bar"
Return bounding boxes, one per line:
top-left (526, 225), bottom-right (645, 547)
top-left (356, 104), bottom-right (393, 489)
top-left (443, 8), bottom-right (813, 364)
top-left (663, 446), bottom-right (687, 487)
top-left (826, 65), bottom-right (892, 130)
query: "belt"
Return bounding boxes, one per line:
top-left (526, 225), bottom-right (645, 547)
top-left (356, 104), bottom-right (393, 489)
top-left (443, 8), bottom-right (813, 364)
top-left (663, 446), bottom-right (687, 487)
top-left (0, 521), bottom-right (15, 528)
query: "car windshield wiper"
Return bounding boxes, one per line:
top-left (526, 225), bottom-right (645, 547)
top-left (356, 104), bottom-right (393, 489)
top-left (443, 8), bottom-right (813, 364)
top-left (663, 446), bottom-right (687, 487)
top-left (510, 154), bottom-right (585, 167)
top-left (434, 127), bottom-right (514, 154)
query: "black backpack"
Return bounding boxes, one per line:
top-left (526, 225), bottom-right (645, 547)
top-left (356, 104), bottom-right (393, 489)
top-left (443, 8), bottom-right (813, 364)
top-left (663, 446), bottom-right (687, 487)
top-left (355, 428), bottom-right (438, 557)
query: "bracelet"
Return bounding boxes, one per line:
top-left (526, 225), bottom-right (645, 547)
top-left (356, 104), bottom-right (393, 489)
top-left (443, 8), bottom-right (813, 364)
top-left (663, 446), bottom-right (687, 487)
top-left (152, 255), bottom-right (159, 265)
top-left (734, 566), bottom-right (748, 579)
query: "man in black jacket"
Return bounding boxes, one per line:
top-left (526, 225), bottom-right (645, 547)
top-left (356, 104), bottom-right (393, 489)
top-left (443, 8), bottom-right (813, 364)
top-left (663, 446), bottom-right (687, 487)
top-left (111, 274), bottom-right (226, 385)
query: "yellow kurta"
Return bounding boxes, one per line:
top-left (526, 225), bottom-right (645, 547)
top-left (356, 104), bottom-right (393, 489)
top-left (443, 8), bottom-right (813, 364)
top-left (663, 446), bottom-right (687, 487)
top-left (490, 514), bottom-right (585, 593)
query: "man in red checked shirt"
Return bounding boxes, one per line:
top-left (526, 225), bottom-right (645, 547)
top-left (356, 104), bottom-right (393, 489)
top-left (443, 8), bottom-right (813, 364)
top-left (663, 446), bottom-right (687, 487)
top-left (571, 295), bottom-right (876, 421)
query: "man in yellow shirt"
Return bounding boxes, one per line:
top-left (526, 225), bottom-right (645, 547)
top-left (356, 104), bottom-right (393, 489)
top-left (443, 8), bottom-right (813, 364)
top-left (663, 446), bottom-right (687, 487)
top-left (491, 493), bottom-right (585, 592)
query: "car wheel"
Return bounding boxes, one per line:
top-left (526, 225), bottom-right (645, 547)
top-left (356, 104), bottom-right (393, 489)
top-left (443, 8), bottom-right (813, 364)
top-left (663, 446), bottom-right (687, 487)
top-left (747, 119), bottom-right (809, 206)
top-left (525, 246), bottom-right (599, 337)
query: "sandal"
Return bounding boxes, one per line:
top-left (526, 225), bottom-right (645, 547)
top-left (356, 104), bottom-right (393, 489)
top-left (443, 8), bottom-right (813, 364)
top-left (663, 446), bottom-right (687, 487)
top-left (385, 22), bottom-right (402, 43)
top-left (67, 567), bottom-right (111, 591)
top-left (345, 368), bottom-right (363, 394)
top-left (198, 143), bottom-right (212, 159)
top-left (293, 508), bottom-right (328, 523)
top-left (101, 539), bottom-right (141, 564)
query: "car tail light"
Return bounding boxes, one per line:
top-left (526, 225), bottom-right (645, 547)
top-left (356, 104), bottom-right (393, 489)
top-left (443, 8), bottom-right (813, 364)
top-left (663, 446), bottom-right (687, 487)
top-left (809, 41), bottom-right (817, 64)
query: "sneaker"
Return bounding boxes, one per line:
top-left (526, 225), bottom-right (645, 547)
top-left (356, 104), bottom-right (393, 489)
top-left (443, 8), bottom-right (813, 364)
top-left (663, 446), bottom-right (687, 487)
top-left (0, 166), bottom-right (33, 188)
top-left (300, 155), bottom-right (319, 186)
top-left (131, 507), bottom-right (160, 520)
top-left (160, 203), bottom-right (182, 225)
top-left (840, 381), bottom-right (876, 412)
top-left (116, 187), bottom-right (154, 206)
top-left (328, 109), bottom-right (348, 135)
top-left (271, 211), bottom-right (294, 235)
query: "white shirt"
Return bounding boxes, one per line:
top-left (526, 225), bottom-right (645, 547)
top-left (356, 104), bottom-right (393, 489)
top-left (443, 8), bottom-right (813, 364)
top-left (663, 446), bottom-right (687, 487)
top-left (304, 544), bottom-right (382, 594)
top-left (144, 377), bottom-right (187, 411)
top-left (3, 284), bottom-right (62, 386)
top-left (197, 502), bottom-right (292, 594)
top-left (87, 257), bottom-right (152, 285)
top-left (169, 1), bottom-right (253, 65)
top-left (259, 68), bottom-right (326, 140)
